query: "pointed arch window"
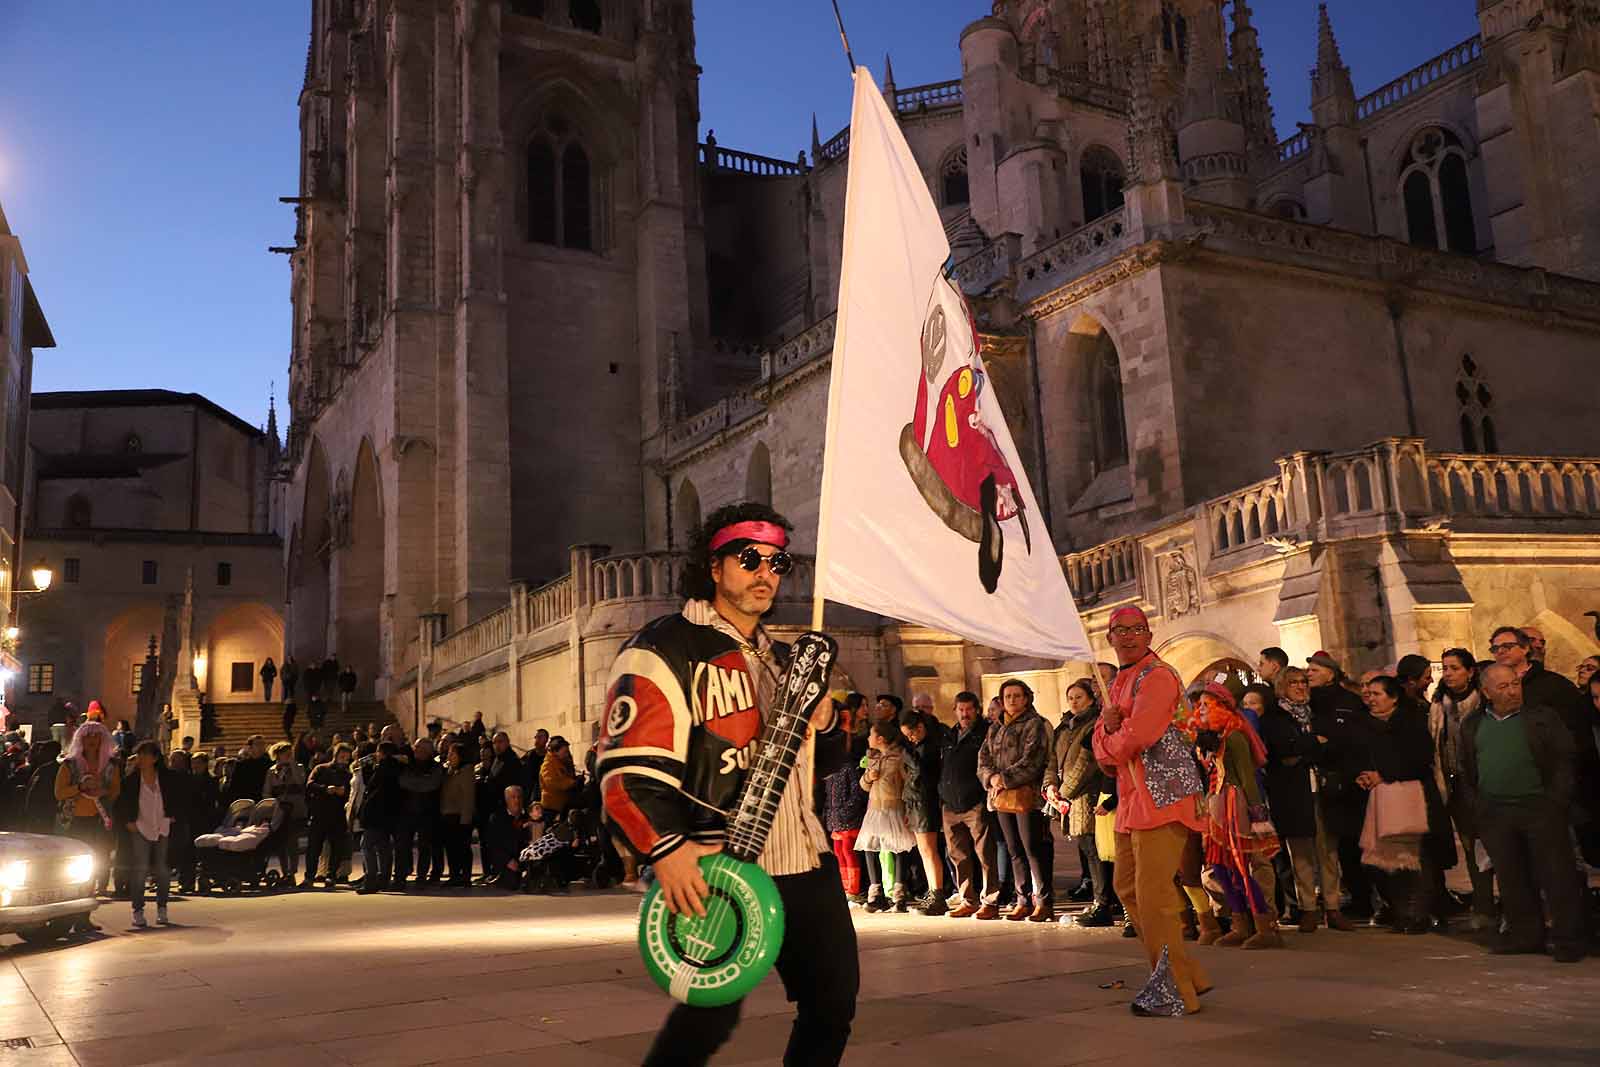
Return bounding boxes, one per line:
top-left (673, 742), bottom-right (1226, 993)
top-left (1090, 330), bottom-right (1128, 472)
top-left (941, 147), bottom-right (970, 207)
top-left (1401, 128), bottom-right (1477, 254)
top-left (526, 112), bottom-right (604, 252)
top-left (1080, 145), bottom-right (1125, 223)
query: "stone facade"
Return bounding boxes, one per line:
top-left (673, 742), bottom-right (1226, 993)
top-left (20, 391), bottom-right (284, 737)
top-left (284, 2), bottom-right (1600, 740)
top-left (0, 200), bottom-right (54, 715)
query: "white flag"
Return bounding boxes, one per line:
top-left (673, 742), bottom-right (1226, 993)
top-left (814, 69), bottom-right (1092, 663)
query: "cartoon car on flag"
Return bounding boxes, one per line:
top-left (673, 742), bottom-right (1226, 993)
top-left (898, 273), bottom-right (1030, 593)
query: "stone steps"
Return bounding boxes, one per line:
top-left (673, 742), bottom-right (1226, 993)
top-left (201, 701), bottom-right (397, 753)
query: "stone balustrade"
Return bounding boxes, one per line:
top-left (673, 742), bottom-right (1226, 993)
top-left (524, 574), bottom-right (574, 632)
top-left (1064, 536), bottom-right (1139, 602)
top-left (1425, 453), bottom-right (1600, 519)
top-left (1357, 36), bottom-right (1482, 122)
top-left (1017, 209), bottom-right (1131, 295)
top-left (591, 552), bottom-right (687, 605)
top-left (1207, 474), bottom-right (1293, 554)
top-left (432, 605), bottom-right (512, 675)
top-left (895, 79), bottom-right (962, 114)
top-left (1276, 129), bottom-right (1311, 163)
top-left (701, 143), bottom-right (807, 176)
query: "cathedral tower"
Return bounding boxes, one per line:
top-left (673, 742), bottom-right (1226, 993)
top-left (284, 0), bottom-right (709, 695)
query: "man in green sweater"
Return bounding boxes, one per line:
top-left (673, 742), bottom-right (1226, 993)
top-left (1461, 664), bottom-right (1584, 963)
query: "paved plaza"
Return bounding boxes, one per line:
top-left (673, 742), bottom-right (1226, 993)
top-left (0, 888), bottom-right (1595, 1066)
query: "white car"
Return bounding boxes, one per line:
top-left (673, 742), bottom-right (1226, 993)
top-left (0, 832), bottom-right (100, 945)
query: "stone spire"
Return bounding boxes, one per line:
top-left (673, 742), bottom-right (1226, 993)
top-left (883, 51), bottom-right (896, 90)
top-left (1311, 3), bottom-right (1355, 124)
top-left (1180, 14), bottom-right (1227, 125)
top-left (1127, 46), bottom-right (1180, 186)
top-left (1178, 13), bottom-right (1250, 209)
top-left (1230, 0), bottom-right (1278, 154)
top-left (811, 113), bottom-right (821, 160)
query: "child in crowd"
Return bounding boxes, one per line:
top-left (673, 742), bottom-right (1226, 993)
top-left (857, 719), bottom-right (914, 913)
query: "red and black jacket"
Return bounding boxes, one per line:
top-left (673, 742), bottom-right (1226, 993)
top-left (598, 611), bottom-right (789, 863)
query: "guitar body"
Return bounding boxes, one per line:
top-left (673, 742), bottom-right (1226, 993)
top-left (634, 630), bottom-right (838, 1007)
top-left (638, 852), bottom-right (785, 1007)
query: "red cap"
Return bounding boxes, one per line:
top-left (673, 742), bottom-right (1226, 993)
top-left (1108, 605), bottom-right (1150, 629)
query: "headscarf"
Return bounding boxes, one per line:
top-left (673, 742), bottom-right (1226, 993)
top-left (85, 700), bottom-right (106, 722)
top-left (1198, 683), bottom-right (1268, 769)
top-left (64, 721), bottom-right (113, 777)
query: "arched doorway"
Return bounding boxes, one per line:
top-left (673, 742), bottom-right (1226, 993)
top-left (336, 440), bottom-right (385, 698)
top-left (1037, 313), bottom-right (1131, 523)
top-left (292, 438), bottom-right (332, 663)
top-left (101, 603), bottom-right (167, 727)
top-left (1155, 632), bottom-right (1256, 690)
top-left (200, 603), bottom-right (287, 705)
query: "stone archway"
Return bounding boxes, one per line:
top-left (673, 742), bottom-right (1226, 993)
top-left (100, 603), bottom-right (167, 728)
top-left (336, 439), bottom-right (385, 698)
top-left (291, 438), bottom-right (333, 663)
top-left (1036, 312), bottom-right (1131, 532)
top-left (200, 603), bottom-right (287, 705)
top-left (1155, 631), bottom-right (1255, 689)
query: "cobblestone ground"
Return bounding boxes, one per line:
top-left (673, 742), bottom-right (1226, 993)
top-left (0, 887), bottom-right (1595, 1066)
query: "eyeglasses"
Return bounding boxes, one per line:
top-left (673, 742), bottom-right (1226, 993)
top-left (1109, 625), bottom-right (1149, 637)
top-left (736, 546), bottom-right (793, 576)
top-left (1488, 642), bottom-right (1522, 654)
top-left (1286, 680), bottom-right (1310, 688)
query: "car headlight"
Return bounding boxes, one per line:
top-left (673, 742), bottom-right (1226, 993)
top-left (64, 854), bottom-right (94, 885)
top-left (0, 861), bottom-right (28, 891)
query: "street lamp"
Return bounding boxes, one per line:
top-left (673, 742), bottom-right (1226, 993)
top-left (27, 560), bottom-right (51, 593)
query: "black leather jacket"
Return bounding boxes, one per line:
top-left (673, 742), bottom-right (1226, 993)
top-left (597, 609), bottom-right (843, 862)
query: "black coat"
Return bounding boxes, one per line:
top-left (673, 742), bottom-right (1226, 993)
top-left (228, 755), bottom-right (271, 804)
top-left (1258, 703), bottom-right (1323, 840)
top-left (113, 768), bottom-right (187, 832)
top-left (938, 719), bottom-right (989, 814)
top-left (357, 756), bottom-right (403, 828)
top-left (1309, 683), bottom-right (1370, 838)
top-left (189, 771), bottom-right (222, 831)
top-left (486, 750), bottom-right (524, 808)
top-left (1518, 663), bottom-right (1599, 821)
top-left (306, 761), bottom-right (352, 826)
top-left (484, 807), bottom-right (531, 870)
top-left (1358, 703), bottom-right (1457, 871)
top-left (1458, 704), bottom-right (1575, 818)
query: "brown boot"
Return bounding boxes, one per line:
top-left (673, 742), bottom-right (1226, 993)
top-left (1215, 912), bottom-right (1253, 947)
top-left (1195, 909), bottom-right (1224, 946)
top-left (1028, 899), bottom-right (1054, 923)
top-left (948, 901), bottom-right (980, 919)
top-left (1243, 913), bottom-right (1285, 949)
top-left (1299, 908), bottom-right (1322, 934)
top-left (973, 903), bottom-right (1001, 920)
top-left (1325, 910), bottom-right (1356, 932)
top-left (1004, 900), bottom-right (1032, 921)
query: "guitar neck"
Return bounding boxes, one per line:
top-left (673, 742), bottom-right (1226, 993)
top-left (721, 635), bottom-right (833, 864)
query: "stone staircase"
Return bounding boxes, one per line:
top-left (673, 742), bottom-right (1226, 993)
top-left (200, 700), bottom-right (399, 752)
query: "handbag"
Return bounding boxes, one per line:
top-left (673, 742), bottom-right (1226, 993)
top-left (1131, 662), bottom-right (1206, 809)
top-left (1371, 779), bottom-right (1428, 838)
top-left (992, 785), bottom-right (1041, 814)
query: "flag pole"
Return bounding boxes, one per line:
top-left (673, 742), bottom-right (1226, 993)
top-left (812, 1), bottom-right (860, 634)
top-left (829, 0), bottom-right (857, 75)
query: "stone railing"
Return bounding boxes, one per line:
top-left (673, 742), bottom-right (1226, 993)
top-left (524, 574), bottom-right (575, 632)
top-left (591, 551), bottom-right (815, 606)
top-left (950, 238), bottom-right (1013, 294)
top-left (701, 143), bottom-right (807, 177)
top-left (1017, 208), bottom-right (1132, 292)
top-left (1064, 536), bottom-right (1139, 602)
top-left (1276, 129), bottom-right (1311, 163)
top-left (1424, 453), bottom-right (1600, 519)
top-left (895, 79), bottom-right (962, 114)
top-left (1357, 36), bottom-right (1483, 122)
top-left (819, 128), bottom-right (850, 163)
top-left (768, 313), bottom-right (836, 379)
top-left (432, 605), bottom-right (512, 675)
top-left (1207, 474), bottom-right (1293, 554)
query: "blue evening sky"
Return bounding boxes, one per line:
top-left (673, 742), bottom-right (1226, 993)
top-left (1, 2), bottom-right (1479, 430)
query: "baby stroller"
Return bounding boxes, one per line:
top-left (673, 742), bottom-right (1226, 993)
top-left (194, 797), bottom-right (290, 895)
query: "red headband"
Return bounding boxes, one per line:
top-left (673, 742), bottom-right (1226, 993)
top-left (709, 521), bottom-right (789, 554)
top-left (1109, 605), bottom-right (1149, 628)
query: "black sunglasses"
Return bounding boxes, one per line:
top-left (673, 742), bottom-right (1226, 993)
top-left (735, 546), bottom-right (793, 576)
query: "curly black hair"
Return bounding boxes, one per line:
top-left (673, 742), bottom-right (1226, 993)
top-left (678, 501), bottom-right (795, 602)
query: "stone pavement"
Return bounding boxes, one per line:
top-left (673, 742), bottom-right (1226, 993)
top-left (0, 887), bottom-right (1595, 1066)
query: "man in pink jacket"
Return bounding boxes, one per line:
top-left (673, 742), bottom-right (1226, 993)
top-left (1092, 606), bottom-right (1212, 1015)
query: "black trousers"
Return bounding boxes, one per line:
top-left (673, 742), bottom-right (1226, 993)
top-left (305, 818), bottom-right (351, 883)
top-left (1479, 797), bottom-right (1585, 956)
top-left (644, 853), bottom-right (859, 1067)
top-left (442, 816), bottom-right (473, 884)
top-left (995, 811), bottom-right (1051, 904)
top-left (394, 815), bottom-right (440, 881)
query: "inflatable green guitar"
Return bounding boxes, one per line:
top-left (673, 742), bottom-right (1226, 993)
top-left (638, 632), bottom-right (839, 1006)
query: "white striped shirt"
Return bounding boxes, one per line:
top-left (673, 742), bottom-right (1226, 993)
top-left (684, 601), bottom-right (830, 877)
